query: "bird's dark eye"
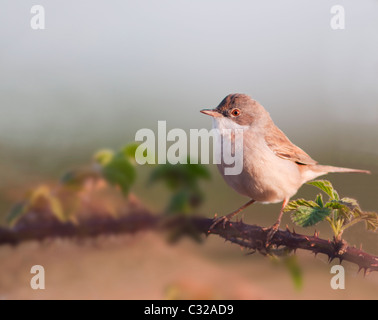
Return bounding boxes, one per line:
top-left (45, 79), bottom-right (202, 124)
top-left (231, 108), bottom-right (240, 117)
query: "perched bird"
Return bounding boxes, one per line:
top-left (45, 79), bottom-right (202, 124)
top-left (201, 94), bottom-right (370, 241)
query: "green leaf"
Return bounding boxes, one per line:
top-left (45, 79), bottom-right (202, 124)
top-left (326, 197), bottom-right (359, 212)
top-left (315, 194), bottom-right (324, 207)
top-left (361, 212), bottom-right (378, 232)
top-left (6, 202), bottom-right (28, 226)
top-left (102, 154), bottom-right (136, 195)
top-left (291, 206), bottom-right (332, 227)
top-left (94, 149), bottom-right (114, 166)
top-left (339, 197), bottom-right (359, 209)
top-left (121, 143), bottom-right (142, 164)
top-left (94, 147), bottom-right (137, 195)
top-left (325, 201), bottom-right (345, 210)
top-left (307, 180), bottom-right (339, 200)
top-left (326, 198), bottom-right (362, 221)
top-left (284, 199), bottom-right (320, 212)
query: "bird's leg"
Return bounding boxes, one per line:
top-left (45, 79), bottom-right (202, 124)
top-left (209, 199), bottom-right (256, 230)
top-left (266, 198), bottom-right (289, 247)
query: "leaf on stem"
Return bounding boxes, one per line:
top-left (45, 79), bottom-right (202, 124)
top-left (291, 206), bottom-right (332, 227)
top-left (284, 199), bottom-right (320, 212)
top-left (307, 180), bottom-right (339, 200)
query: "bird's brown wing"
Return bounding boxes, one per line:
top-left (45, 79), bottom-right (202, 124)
top-left (265, 125), bottom-right (318, 165)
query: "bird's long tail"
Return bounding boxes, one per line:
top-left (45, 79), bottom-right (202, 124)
top-left (301, 164), bottom-right (371, 183)
top-left (314, 165), bottom-right (371, 175)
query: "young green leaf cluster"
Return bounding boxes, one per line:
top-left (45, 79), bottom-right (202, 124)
top-left (284, 180), bottom-right (378, 240)
top-left (93, 143), bottom-right (139, 195)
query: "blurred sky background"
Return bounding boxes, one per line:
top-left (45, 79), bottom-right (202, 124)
top-left (1, 0), bottom-right (378, 223)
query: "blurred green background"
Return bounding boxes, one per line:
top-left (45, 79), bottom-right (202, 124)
top-left (0, 0), bottom-right (377, 299)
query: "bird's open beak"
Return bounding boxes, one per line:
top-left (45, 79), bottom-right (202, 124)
top-left (200, 109), bottom-right (222, 118)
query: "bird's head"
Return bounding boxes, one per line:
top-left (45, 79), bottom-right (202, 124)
top-left (201, 93), bottom-right (269, 128)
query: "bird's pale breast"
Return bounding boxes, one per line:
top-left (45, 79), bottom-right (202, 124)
top-left (215, 122), bottom-right (303, 203)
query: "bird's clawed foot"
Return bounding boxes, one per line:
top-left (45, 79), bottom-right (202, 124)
top-left (209, 214), bottom-right (231, 231)
top-left (265, 222), bottom-right (280, 248)
top-left (208, 199), bottom-right (255, 233)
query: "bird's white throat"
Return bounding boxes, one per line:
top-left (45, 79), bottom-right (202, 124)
top-left (212, 116), bottom-right (250, 131)
top-left (211, 116), bottom-right (247, 176)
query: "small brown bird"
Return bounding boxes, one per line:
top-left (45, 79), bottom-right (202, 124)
top-left (201, 94), bottom-right (370, 239)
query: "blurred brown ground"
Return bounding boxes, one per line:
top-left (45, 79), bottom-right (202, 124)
top-left (0, 232), bottom-right (377, 300)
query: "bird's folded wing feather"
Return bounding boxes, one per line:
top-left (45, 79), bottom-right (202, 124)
top-left (265, 125), bottom-right (318, 165)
